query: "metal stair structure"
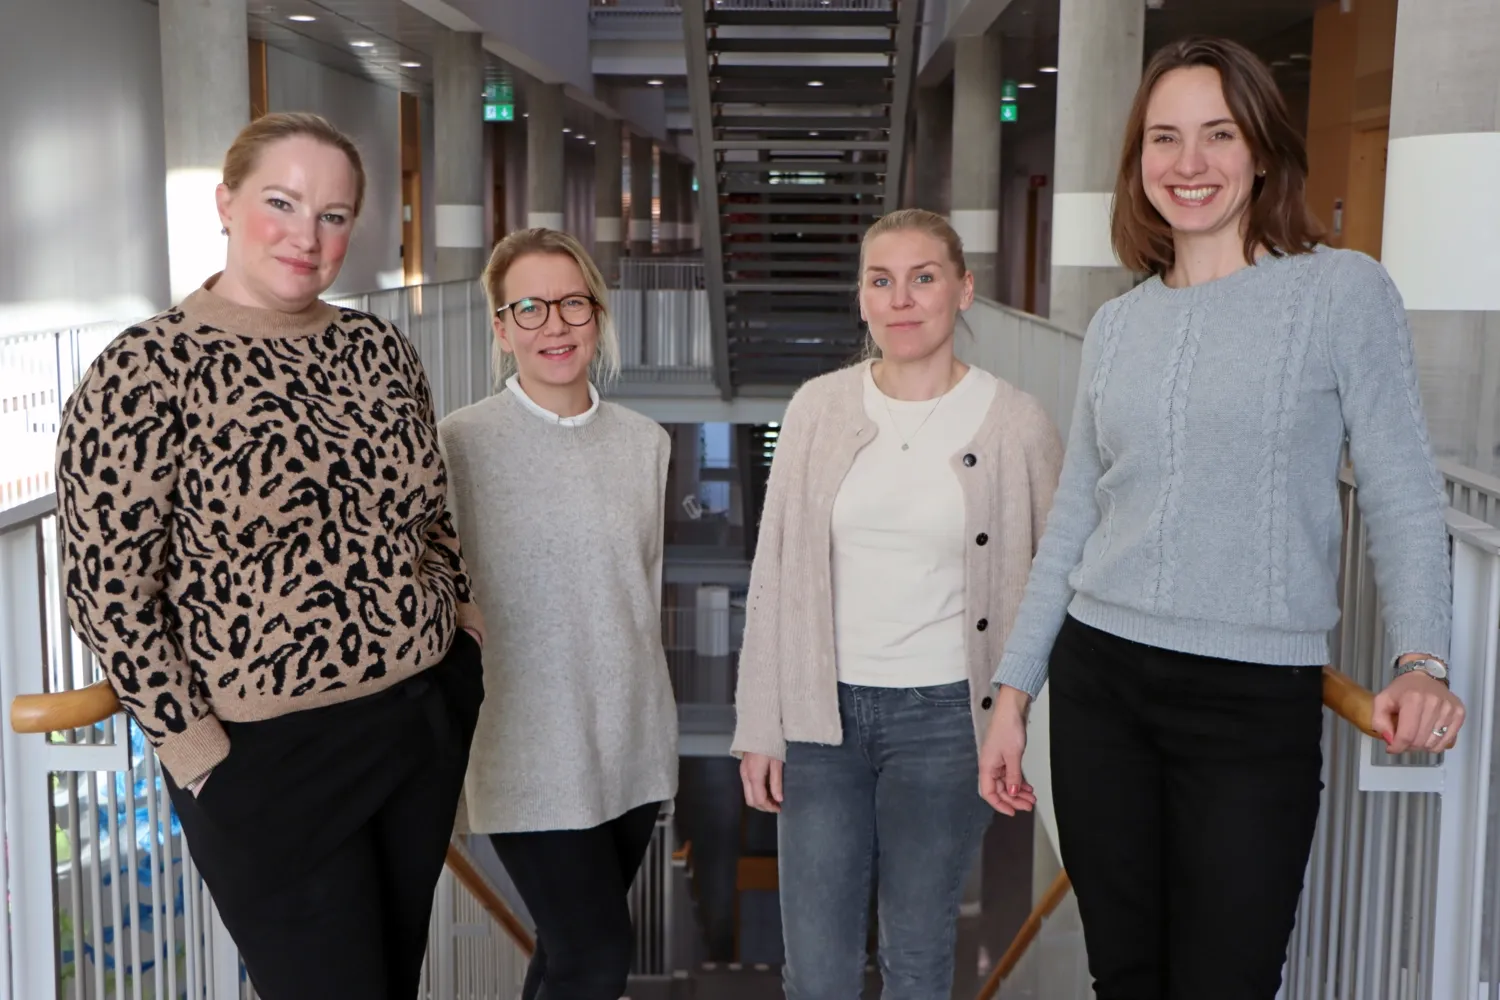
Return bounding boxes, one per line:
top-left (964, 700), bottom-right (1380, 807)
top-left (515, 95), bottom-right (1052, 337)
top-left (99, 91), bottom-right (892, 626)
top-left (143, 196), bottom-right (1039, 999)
top-left (683, 0), bottom-right (920, 394)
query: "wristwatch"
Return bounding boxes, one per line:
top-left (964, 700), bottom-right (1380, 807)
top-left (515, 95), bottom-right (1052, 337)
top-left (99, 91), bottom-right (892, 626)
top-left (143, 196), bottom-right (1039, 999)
top-left (1394, 656), bottom-right (1450, 687)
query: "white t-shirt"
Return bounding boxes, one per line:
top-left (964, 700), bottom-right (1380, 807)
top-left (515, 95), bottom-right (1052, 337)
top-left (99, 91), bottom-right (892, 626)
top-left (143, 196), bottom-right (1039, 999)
top-left (830, 364), bottom-right (996, 688)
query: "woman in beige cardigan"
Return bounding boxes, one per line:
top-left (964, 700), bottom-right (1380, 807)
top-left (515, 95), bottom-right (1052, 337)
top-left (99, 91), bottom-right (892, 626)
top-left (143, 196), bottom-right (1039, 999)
top-left (733, 209), bottom-right (1063, 998)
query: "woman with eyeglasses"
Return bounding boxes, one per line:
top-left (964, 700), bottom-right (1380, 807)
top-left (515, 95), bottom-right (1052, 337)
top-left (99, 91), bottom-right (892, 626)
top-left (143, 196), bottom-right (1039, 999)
top-left (437, 228), bottom-right (678, 1000)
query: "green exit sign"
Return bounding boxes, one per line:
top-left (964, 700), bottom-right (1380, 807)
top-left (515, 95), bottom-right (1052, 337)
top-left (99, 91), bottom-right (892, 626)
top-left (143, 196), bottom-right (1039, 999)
top-left (484, 83), bottom-right (513, 103)
top-left (1000, 103), bottom-right (1019, 123)
top-left (1001, 78), bottom-right (1019, 101)
top-left (483, 103), bottom-right (514, 122)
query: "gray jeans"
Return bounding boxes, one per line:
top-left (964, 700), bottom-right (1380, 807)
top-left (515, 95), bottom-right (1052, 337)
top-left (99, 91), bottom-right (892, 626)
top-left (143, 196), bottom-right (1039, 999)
top-left (779, 681), bottom-right (993, 1000)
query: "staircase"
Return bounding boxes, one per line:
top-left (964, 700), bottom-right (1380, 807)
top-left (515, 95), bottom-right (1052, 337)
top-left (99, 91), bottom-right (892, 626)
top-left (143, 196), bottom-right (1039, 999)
top-left (682, 0), bottom-right (920, 394)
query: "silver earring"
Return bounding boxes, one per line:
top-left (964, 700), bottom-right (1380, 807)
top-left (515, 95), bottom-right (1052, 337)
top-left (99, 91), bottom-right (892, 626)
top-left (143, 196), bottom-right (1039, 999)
top-left (221, 226), bottom-right (228, 235)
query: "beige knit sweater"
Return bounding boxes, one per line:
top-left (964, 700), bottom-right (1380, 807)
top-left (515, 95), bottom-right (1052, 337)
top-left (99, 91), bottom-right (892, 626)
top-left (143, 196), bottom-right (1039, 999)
top-left (731, 361), bottom-right (1063, 760)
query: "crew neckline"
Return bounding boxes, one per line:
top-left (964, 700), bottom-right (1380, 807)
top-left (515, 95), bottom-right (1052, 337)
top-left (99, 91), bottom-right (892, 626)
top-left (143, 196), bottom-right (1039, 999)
top-left (1137, 246), bottom-right (1312, 303)
top-left (505, 374), bottom-right (601, 428)
top-left (182, 273), bottom-right (340, 340)
top-left (863, 360), bottom-right (979, 409)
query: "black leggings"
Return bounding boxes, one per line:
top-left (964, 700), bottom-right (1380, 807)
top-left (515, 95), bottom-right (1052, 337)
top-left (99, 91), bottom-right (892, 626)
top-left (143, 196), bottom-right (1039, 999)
top-left (1047, 616), bottom-right (1324, 1000)
top-left (490, 801), bottom-right (662, 1000)
top-left (167, 630), bottom-right (484, 1000)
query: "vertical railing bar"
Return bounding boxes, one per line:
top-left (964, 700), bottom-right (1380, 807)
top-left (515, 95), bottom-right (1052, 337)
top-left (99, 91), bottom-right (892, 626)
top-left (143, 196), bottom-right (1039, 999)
top-left (106, 774), bottom-right (125, 1000)
top-left (65, 770), bottom-right (85, 1000)
top-left (124, 731), bottom-right (144, 1000)
top-left (161, 770), bottom-right (179, 1000)
top-left (1386, 794), bottom-right (1410, 1000)
top-left (144, 750), bottom-right (165, 1000)
top-left (88, 770), bottom-right (106, 1000)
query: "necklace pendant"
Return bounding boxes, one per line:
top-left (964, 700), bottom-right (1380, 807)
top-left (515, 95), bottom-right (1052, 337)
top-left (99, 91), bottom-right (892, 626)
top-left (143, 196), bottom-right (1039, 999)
top-left (901, 443), bottom-right (910, 451)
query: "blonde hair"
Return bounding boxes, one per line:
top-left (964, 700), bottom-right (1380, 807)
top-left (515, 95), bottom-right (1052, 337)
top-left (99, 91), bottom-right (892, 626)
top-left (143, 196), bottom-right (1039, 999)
top-left (481, 228), bottom-right (622, 390)
top-left (857, 209), bottom-right (971, 360)
top-left (859, 208), bottom-right (968, 278)
top-left (223, 112), bottom-right (367, 217)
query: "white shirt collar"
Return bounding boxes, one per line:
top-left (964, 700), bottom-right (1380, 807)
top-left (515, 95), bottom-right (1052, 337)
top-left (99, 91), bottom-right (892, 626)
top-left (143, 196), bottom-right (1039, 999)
top-left (505, 375), bottom-right (601, 428)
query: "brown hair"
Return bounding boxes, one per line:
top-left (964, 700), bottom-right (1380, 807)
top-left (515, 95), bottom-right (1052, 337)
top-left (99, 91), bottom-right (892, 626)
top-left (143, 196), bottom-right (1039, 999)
top-left (481, 228), bottom-right (621, 388)
top-left (1111, 36), bottom-right (1324, 275)
top-left (859, 208), bottom-right (968, 278)
top-left (222, 112), bottom-right (367, 217)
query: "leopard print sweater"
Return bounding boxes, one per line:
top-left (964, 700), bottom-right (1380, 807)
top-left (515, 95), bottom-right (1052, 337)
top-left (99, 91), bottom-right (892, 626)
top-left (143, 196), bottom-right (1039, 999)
top-left (56, 281), bottom-right (483, 786)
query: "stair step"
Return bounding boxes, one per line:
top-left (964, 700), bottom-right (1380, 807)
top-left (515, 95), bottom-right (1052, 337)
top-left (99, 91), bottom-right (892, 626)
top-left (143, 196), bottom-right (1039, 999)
top-left (712, 64), bottom-right (891, 82)
top-left (716, 115), bottom-right (891, 130)
top-left (719, 160), bottom-right (886, 173)
top-left (713, 87), bottom-right (890, 105)
top-left (725, 222), bottom-right (869, 235)
top-left (711, 37), bottom-right (895, 54)
top-left (721, 202), bottom-right (883, 215)
top-left (723, 240), bottom-right (862, 253)
top-left (726, 281), bottom-right (856, 292)
top-left (705, 10), bottom-right (899, 28)
top-left (722, 181), bottom-right (884, 195)
top-left (713, 139), bottom-right (890, 152)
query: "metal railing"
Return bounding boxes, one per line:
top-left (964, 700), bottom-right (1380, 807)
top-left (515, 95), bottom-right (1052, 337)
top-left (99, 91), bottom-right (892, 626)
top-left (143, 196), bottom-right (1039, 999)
top-left (662, 605), bottom-right (742, 706)
top-left (614, 261), bottom-right (714, 383)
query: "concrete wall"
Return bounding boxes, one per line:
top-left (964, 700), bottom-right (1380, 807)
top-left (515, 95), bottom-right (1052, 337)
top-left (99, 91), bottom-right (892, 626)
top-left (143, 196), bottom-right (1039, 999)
top-left (421, 97), bottom-right (439, 281)
top-left (0, 0), bottom-right (168, 334)
top-left (447, 0), bottom-right (593, 94)
top-left (266, 47), bottom-right (404, 294)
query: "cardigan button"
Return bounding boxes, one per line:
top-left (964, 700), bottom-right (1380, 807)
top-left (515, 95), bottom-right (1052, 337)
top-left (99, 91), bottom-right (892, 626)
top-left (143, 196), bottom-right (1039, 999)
top-left (963, 453), bottom-right (977, 467)
top-left (981, 696), bottom-right (994, 710)
top-left (976, 532), bottom-right (989, 546)
top-left (976, 618), bottom-right (989, 632)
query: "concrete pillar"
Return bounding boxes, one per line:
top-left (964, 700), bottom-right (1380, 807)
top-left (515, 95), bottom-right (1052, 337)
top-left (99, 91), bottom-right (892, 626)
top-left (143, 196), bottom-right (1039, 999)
top-left (950, 34), bottom-right (1003, 299)
top-left (1386, 0), bottom-right (1500, 475)
top-left (595, 120), bottom-right (624, 285)
top-left (433, 30), bottom-right (486, 280)
top-left (630, 133), bottom-right (655, 255)
top-left (159, 0), bottom-right (249, 302)
top-left (664, 153), bottom-right (684, 254)
top-left (1048, 0), bottom-right (1143, 332)
top-left (914, 82), bottom-right (953, 215)
top-left (526, 82), bottom-right (565, 231)
top-left (682, 161), bottom-right (699, 251)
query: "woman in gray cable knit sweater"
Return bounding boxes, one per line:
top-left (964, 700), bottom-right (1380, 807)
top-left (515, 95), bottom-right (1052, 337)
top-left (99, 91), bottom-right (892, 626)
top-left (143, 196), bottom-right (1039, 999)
top-left (438, 229), bottom-right (677, 1000)
top-left (977, 37), bottom-right (1465, 999)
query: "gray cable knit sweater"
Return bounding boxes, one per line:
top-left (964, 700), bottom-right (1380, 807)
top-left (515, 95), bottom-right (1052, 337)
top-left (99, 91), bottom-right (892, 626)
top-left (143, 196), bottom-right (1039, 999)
top-left (439, 390), bottom-right (678, 833)
top-left (994, 247), bottom-right (1452, 698)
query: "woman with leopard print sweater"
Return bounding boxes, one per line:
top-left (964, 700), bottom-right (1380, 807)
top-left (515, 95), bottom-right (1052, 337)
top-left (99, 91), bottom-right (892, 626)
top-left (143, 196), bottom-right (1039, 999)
top-left (55, 112), bottom-right (484, 1000)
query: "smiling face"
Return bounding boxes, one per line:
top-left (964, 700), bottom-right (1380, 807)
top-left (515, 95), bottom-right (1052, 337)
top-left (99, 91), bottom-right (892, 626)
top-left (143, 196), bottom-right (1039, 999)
top-left (1140, 65), bottom-right (1259, 244)
top-left (858, 228), bottom-right (973, 363)
top-left (215, 135), bottom-right (358, 311)
top-left (493, 252), bottom-right (600, 392)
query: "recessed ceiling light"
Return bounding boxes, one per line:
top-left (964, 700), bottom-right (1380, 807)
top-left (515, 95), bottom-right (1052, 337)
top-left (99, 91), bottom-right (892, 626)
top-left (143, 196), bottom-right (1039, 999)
top-left (1290, 52), bottom-right (1310, 60)
top-left (563, 127), bottom-right (572, 133)
top-left (351, 40), bottom-right (375, 48)
top-left (808, 80), bottom-right (824, 87)
top-left (647, 79), bottom-right (664, 86)
top-left (1018, 81), bottom-right (1037, 89)
top-left (288, 14), bottom-right (316, 21)
top-left (1271, 59), bottom-right (1291, 67)
top-left (400, 61), bottom-right (421, 68)
top-left (522, 113), bottom-right (529, 118)
top-left (1039, 65), bottom-right (1058, 73)
top-left (809, 131), bottom-right (820, 136)
top-left (589, 141), bottom-right (597, 146)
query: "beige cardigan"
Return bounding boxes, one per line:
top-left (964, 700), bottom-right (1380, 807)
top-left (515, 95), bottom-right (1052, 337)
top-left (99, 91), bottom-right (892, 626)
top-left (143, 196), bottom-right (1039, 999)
top-left (731, 361), bottom-right (1064, 760)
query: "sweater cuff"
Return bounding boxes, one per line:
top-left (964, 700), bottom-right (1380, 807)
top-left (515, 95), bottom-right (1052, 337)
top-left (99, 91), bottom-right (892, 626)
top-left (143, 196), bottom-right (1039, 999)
top-left (455, 600), bottom-right (486, 648)
top-left (730, 728), bottom-right (786, 762)
top-left (1386, 620), bottom-right (1451, 671)
top-left (154, 714), bottom-right (230, 789)
top-left (993, 653), bottom-right (1050, 701)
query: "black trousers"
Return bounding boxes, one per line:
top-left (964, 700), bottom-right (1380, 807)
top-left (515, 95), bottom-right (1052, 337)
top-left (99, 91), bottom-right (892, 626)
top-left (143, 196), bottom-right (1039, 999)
top-left (490, 801), bottom-right (662, 1000)
top-left (166, 630), bottom-right (484, 1000)
top-left (1048, 616), bottom-right (1324, 1000)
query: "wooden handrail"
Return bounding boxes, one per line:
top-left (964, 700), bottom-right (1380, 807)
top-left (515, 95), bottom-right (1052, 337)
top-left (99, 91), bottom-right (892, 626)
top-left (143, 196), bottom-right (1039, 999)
top-left (1321, 664), bottom-right (1379, 737)
top-left (11, 682), bottom-right (537, 957)
top-left (444, 839), bottom-right (536, 956)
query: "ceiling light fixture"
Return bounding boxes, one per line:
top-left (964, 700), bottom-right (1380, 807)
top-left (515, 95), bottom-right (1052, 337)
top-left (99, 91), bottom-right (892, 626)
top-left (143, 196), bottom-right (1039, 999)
top-left (1039, 65), bottom-right (1058, 73)
top-left (808, 80), bottom-right (824, 87)
top-left (1018, 81), bottom-right (1037, 89)
top-left (1290, 52), bottom-right (1310, 60)
top-left (351, 40), bottom-right (375, 48)
top-left (809, 131), bottom-right (820, 136)
top-left (647, 79), bottom-right (664, 86)
top-left (288, 14), bottom-right (316, 21)
top-left (589, 141), bottom-right (597, 146)
top-left (400, 61), bottom-right (421, 68)
top-left (563, 127), bottom-right (572, 133)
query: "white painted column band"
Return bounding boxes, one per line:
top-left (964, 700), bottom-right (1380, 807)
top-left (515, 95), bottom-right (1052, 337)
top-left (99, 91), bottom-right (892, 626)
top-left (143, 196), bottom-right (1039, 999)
top-left (596, 217), bottom-right (623, 242)
top-left (527, 212), bottom-right (565, 231)
top-left (1051, 192), bottom-right (1120, 269)
top-left (435, 204), bottom-right (485, 249)
top-left (629, 219), bottom-right (653, 241)
top-left (949, 209), bottom-right (999, 255)
top-left (1382, 132), bottom-right (1500, 311)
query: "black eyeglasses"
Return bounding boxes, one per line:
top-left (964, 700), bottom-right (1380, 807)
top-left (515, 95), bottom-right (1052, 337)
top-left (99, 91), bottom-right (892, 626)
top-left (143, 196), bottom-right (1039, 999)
top-left (495, 294), bottom-right (599, 330)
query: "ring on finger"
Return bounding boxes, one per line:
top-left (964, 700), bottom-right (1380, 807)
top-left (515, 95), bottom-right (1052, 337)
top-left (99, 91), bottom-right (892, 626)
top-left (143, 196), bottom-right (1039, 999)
top-left (1432, 725), bottom-right (1450, 738)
